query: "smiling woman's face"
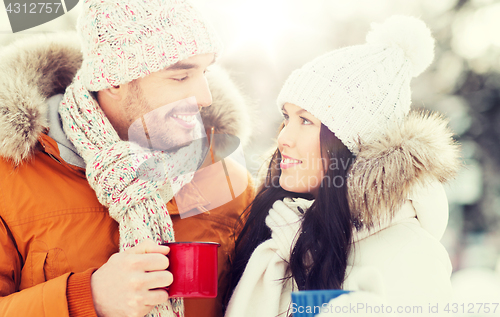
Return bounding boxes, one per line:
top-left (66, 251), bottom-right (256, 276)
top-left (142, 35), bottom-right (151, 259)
top-left (278, 102), bottom-right (324, 196)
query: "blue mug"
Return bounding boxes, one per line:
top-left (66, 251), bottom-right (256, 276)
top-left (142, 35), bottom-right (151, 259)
top-left (291, 290), bottom-right (351, 317)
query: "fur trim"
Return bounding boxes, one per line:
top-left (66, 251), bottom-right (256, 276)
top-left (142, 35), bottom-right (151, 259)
top-left (203, 65), bottom-right (253, 157)
top-left (0, 33), bottom-right (252, 165)
top-left (0, 33), bottom-right (82, 165)
top-left (347, 110), bottom-right (462, 229)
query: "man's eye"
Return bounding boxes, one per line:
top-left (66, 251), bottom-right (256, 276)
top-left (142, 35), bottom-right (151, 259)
top-left (173, 76), bottom-right (188, 82)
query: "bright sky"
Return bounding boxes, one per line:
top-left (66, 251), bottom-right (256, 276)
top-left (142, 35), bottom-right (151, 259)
top-left (452, 2), bottom-right (500, 59)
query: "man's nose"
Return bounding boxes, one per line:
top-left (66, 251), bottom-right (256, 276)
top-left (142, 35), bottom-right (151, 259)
top-left (195, 76), bottom-right (212, 109)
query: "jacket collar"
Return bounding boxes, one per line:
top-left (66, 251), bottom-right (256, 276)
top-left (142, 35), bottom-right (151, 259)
top-left (347, 110), bottom-right (462, 231)
top-left (353, 179), bottom-right (449, 243)
top-left (46, 94), bottom-right (85, 168)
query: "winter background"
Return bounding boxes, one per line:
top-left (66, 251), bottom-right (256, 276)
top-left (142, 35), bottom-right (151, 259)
top-left (1, 0), bottom-right (500, 314)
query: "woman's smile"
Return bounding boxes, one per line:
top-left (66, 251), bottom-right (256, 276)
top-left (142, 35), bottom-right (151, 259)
top-left (280, 154), bottom-right (303, 169)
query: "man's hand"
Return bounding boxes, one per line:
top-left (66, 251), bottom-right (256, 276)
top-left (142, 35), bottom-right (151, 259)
top-left (91, 239), bottom-right (173, 317)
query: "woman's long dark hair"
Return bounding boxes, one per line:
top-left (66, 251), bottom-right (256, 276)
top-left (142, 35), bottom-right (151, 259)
top-left (223, 123), bottom-right (355, 310)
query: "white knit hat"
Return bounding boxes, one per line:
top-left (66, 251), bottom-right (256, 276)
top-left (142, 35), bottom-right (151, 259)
top-left (277, 15), bottom-right (435, 153)
top-left (77, 0), bottom-right (222, 91)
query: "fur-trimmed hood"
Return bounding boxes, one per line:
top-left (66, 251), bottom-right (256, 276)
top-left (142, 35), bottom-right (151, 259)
top-left (0, 32), bottom-right (252, 165)
top-left (347, 110), bottom-right (462, 230)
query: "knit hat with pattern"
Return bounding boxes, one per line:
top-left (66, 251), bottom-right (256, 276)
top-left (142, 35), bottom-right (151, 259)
top-left (77, 0), bottom-right (221, 91)
top-left (277, 15), bottom-right (435, 153)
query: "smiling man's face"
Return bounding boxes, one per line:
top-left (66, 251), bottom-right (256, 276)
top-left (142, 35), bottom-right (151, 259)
top-left (98, 53), bottom-right (215, 151)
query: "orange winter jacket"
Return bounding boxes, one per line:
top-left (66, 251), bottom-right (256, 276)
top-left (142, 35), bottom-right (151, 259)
top-left (0, 34), bottom-right (254, 317)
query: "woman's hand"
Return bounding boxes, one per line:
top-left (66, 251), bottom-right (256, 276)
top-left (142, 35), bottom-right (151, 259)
top-left (266, 199), bottom-right (308, 261)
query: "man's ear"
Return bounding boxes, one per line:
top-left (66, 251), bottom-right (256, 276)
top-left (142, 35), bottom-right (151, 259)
top-left (100, 84), bottom-right (128, 101)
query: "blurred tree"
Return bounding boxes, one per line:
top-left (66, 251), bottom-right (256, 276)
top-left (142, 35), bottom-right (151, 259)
top-left (457, 70), bottom-right (500, 234)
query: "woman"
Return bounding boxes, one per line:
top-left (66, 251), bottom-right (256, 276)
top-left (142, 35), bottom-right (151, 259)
top-left (224, 15), bottom-right (461, 317)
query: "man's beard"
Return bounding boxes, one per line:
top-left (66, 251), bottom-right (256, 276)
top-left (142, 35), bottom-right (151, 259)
top-left (124, 82), bottom-right (201, 153)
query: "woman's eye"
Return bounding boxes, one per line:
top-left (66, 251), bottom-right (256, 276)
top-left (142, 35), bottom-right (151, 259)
top-left (301, 117), bottom-right (312, 125)
top-left (282, 113), bottom-right (289, 122)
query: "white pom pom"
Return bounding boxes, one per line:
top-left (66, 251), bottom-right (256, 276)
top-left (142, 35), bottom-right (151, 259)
top-left (366, 15), bottom-right (435, 77)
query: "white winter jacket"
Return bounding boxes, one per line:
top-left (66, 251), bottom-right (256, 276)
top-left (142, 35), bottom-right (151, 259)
top-left (226, 181), bottom-right (453, 317)
top-left (331, 180), bottom-right (453, 315)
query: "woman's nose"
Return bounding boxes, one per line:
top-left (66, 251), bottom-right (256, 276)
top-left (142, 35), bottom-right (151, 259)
top-left (278, 124), bottom-right (296, 149)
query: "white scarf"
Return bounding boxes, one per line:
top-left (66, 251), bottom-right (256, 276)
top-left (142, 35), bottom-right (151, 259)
top-left (225, 198), bottom-right (313, 317)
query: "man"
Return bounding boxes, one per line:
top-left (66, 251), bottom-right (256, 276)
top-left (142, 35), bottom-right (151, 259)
top-left (0, 0), bottom-right (254, 316)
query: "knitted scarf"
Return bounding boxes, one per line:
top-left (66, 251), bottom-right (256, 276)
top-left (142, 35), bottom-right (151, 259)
top-left (59, 70), bottom-right (204, 317)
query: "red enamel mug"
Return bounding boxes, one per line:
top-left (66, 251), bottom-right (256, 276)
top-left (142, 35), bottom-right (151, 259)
top-left (162, 242), bottom-right (220, 298)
